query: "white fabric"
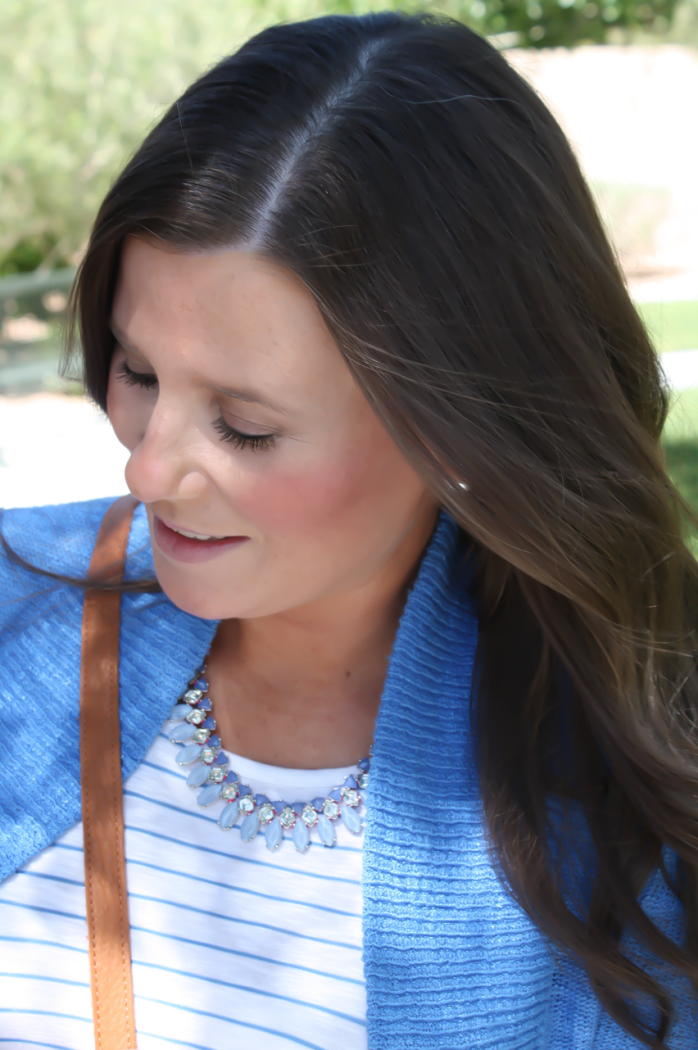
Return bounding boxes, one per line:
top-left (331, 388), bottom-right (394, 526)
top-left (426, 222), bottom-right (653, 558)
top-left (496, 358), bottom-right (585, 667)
top-left (0, 732), bottom-right (366, 1050)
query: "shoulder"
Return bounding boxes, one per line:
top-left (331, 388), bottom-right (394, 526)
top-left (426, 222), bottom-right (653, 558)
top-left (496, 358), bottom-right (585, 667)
top-left (0, 499), bottom-right (120, 878)
top-left (0, 497), bottom-right (216, 882)
top-left (1, 496), bottom-right (151, 587)
top-left (0, 498), bottom-right (153, 626)
top-left (0, 498), bottom-right (109, 643)
top-left (0, 497), bottom-right (158, 718)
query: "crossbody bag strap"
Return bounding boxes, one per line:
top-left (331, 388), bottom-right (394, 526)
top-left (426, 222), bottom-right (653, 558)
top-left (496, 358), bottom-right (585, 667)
top-left (80, 494), bottom-right (140, 1050)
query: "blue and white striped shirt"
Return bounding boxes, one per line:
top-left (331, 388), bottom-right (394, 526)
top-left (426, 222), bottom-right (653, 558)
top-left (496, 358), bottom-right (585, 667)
top-left (0, 732), bottom-right (366, 1050)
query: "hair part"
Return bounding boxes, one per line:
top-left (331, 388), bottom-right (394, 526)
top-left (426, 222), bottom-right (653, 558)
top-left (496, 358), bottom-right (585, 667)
top-left (67, 12), bottom-right (698, 1042)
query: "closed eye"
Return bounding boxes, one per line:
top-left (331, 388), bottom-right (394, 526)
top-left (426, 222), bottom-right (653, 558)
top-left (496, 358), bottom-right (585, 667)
top-left (212, 416), bottom-right (276, 451)
top-left (116, 358), bottom-right (274, 450)
top-left (116, 360), bottom-right (158, 390)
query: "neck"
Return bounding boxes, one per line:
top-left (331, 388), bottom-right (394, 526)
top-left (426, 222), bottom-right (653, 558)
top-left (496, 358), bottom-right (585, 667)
top-left (206, 506), bottom-right (439, 768)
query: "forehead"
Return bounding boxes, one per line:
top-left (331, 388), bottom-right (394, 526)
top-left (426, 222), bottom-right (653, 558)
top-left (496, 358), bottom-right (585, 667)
top-left (112, 238), bottom-right (353, 401)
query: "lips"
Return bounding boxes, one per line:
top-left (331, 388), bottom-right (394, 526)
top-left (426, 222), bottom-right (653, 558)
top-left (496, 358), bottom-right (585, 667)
top-left (153, 515), bottom-right (249, 564)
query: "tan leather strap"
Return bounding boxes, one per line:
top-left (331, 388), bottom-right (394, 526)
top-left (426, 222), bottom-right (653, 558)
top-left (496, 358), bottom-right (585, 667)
top-left (80, 494), bottom-right (140, 1050)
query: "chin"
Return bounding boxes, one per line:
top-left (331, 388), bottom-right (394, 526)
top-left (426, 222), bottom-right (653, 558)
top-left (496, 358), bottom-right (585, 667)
top-left (153, 561), bottom-right (269, 621)
top-left (155, 579), bottom-right (217, 620)
top-left (151, 562), bottom-right (227, 621)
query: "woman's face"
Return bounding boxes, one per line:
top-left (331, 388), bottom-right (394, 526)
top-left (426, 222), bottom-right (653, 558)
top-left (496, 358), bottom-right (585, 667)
top-left (107, 237), bottom-right (437, 620)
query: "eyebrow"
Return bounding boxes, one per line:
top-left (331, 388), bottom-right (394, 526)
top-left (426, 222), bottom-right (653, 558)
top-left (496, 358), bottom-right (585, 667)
top-left (109, 321), bottom-right (287, 415)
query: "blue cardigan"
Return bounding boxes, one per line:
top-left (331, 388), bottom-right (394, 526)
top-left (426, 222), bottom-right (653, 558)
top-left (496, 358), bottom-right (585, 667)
top-left (1, 498), bottom-right (695, 1049)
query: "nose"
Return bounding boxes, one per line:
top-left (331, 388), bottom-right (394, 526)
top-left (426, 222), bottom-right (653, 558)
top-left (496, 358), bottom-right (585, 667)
top-left (124, 397), bottom-right (209, 505)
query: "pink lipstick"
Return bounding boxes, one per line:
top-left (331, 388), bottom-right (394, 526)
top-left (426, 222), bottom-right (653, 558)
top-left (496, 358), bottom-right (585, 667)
top-left (153, 515), bottom-right (249, 564)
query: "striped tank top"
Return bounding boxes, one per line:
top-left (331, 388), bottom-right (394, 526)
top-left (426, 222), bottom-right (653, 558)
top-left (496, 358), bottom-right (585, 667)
top-left (0, 730), bottom-right (366, 1050)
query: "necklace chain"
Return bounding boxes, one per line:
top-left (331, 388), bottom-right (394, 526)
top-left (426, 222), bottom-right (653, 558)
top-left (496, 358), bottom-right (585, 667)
top-left (166, 669), bottom-right (370, 853)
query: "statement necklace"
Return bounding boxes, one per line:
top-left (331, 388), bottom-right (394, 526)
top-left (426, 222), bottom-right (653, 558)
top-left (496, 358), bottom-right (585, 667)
top-left (166, 669), bottom-right (370, 854)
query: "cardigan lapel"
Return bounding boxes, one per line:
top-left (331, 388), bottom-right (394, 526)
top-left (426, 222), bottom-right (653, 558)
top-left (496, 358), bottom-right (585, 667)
top-left (363, 513), bottom-right (554, 1049)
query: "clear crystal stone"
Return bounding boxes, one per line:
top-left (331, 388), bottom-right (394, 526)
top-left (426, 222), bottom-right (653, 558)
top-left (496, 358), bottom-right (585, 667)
top-left (192, 727), bottom-right (210, 744)
top-left (183, 689), bottom-right (203, 705)
top-left (279, 806), bottom-right (296, 829)
top-left (341, 787), bottom-right (360, 807)
top-left (357, 772), bottom-right (369, 789)
top-left (239, 795), bottom-right (255, 814)
top-left (221, 782), bottom-right (239, 801)
top-left (186, 707), bottom-right (207, 725)
top-left (208, 765), bottom-right (225, 783)
top-left (200, 746), bottom-right (216, 764)
top-left (301, 804), bottom-right (318, 828)
top-left (258, 802), bottom-right (275, 825)
top-left (323, 798), bottom-right (340, 820)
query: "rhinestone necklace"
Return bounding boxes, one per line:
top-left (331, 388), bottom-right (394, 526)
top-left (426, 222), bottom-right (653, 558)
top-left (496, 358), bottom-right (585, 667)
top-left (166, 669), bottom-right (370, 854)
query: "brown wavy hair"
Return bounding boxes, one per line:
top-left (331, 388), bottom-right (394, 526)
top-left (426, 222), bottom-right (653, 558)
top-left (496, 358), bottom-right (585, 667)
top-left (65, 12), bottom-right (698, 1043)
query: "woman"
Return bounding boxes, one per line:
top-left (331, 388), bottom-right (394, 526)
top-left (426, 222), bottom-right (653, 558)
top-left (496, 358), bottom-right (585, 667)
top-left (1, 11), bottom-right (697, 1050)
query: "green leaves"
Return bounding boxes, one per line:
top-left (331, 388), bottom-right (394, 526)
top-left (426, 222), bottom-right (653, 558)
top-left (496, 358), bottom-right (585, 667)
top-left (0, 0), bottom-right (299, 265)
top-left (0, 0), bottom-right (686, 271)
top-left (457, 0), bottom-right (679, 47)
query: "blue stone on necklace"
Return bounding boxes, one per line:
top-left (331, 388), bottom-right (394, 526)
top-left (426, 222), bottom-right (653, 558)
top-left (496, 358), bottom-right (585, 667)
top-left (166, 667), bottom-right (370, 853)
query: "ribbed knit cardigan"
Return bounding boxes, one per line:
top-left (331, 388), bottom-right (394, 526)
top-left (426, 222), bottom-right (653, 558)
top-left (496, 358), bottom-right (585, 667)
top-left (1, 498), bottom-right (696, 1049)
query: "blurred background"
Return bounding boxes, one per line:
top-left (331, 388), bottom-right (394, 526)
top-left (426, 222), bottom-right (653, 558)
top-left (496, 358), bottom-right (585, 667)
top-left (1, 0), bottom-right (697, 542)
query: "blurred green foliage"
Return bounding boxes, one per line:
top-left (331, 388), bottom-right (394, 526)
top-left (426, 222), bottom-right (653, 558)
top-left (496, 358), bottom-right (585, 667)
top-left (0, 0), bottom-right (286, 269)
top-left (638, 300), bottom-right (698, 354)
top-left (0, 235), bottom-right (72, 276)
top-left (665, 441), bottom-right (698, 507)
top-left (0, 0), bottom-right (695, 273)
top-left (664, 441), bottom-right (698, 554)
top-left (662, 389), bottom-right (698, 444)
top-left (476, 0), bottom-right (678, 46)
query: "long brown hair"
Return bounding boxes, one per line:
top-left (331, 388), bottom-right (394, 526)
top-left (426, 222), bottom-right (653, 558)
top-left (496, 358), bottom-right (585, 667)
top-left (66, 12), bottom-right (698, 1042)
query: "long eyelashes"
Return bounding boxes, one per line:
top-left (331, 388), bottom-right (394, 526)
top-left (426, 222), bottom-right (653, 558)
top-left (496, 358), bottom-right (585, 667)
top-left (116, 360), bottom-right (275, 452)
top-left (212, 417), bottom-right (275, 451)
top-left (116, 360), bottom-right (158, 389)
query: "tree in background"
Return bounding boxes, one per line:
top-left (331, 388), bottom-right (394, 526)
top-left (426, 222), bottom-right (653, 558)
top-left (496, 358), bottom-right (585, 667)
top-left (462, 0), bottom-right (680, 47)
top-left (0, 0), bottom-right (695, 273)
top-left (339, 0), bottom-right (685, 47)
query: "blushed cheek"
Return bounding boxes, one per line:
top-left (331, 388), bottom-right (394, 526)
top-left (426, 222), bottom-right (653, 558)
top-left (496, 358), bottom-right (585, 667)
top-left (231, 433), bottom-right (418, 539)
top-left (106, 374), bottom-right (143, 452)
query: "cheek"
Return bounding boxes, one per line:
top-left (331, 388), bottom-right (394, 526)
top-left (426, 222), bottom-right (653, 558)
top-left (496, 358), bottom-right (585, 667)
top-left (106, 371), bottom-right (148, 450)
top-left (232, 425), bottom-right (420, 538)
